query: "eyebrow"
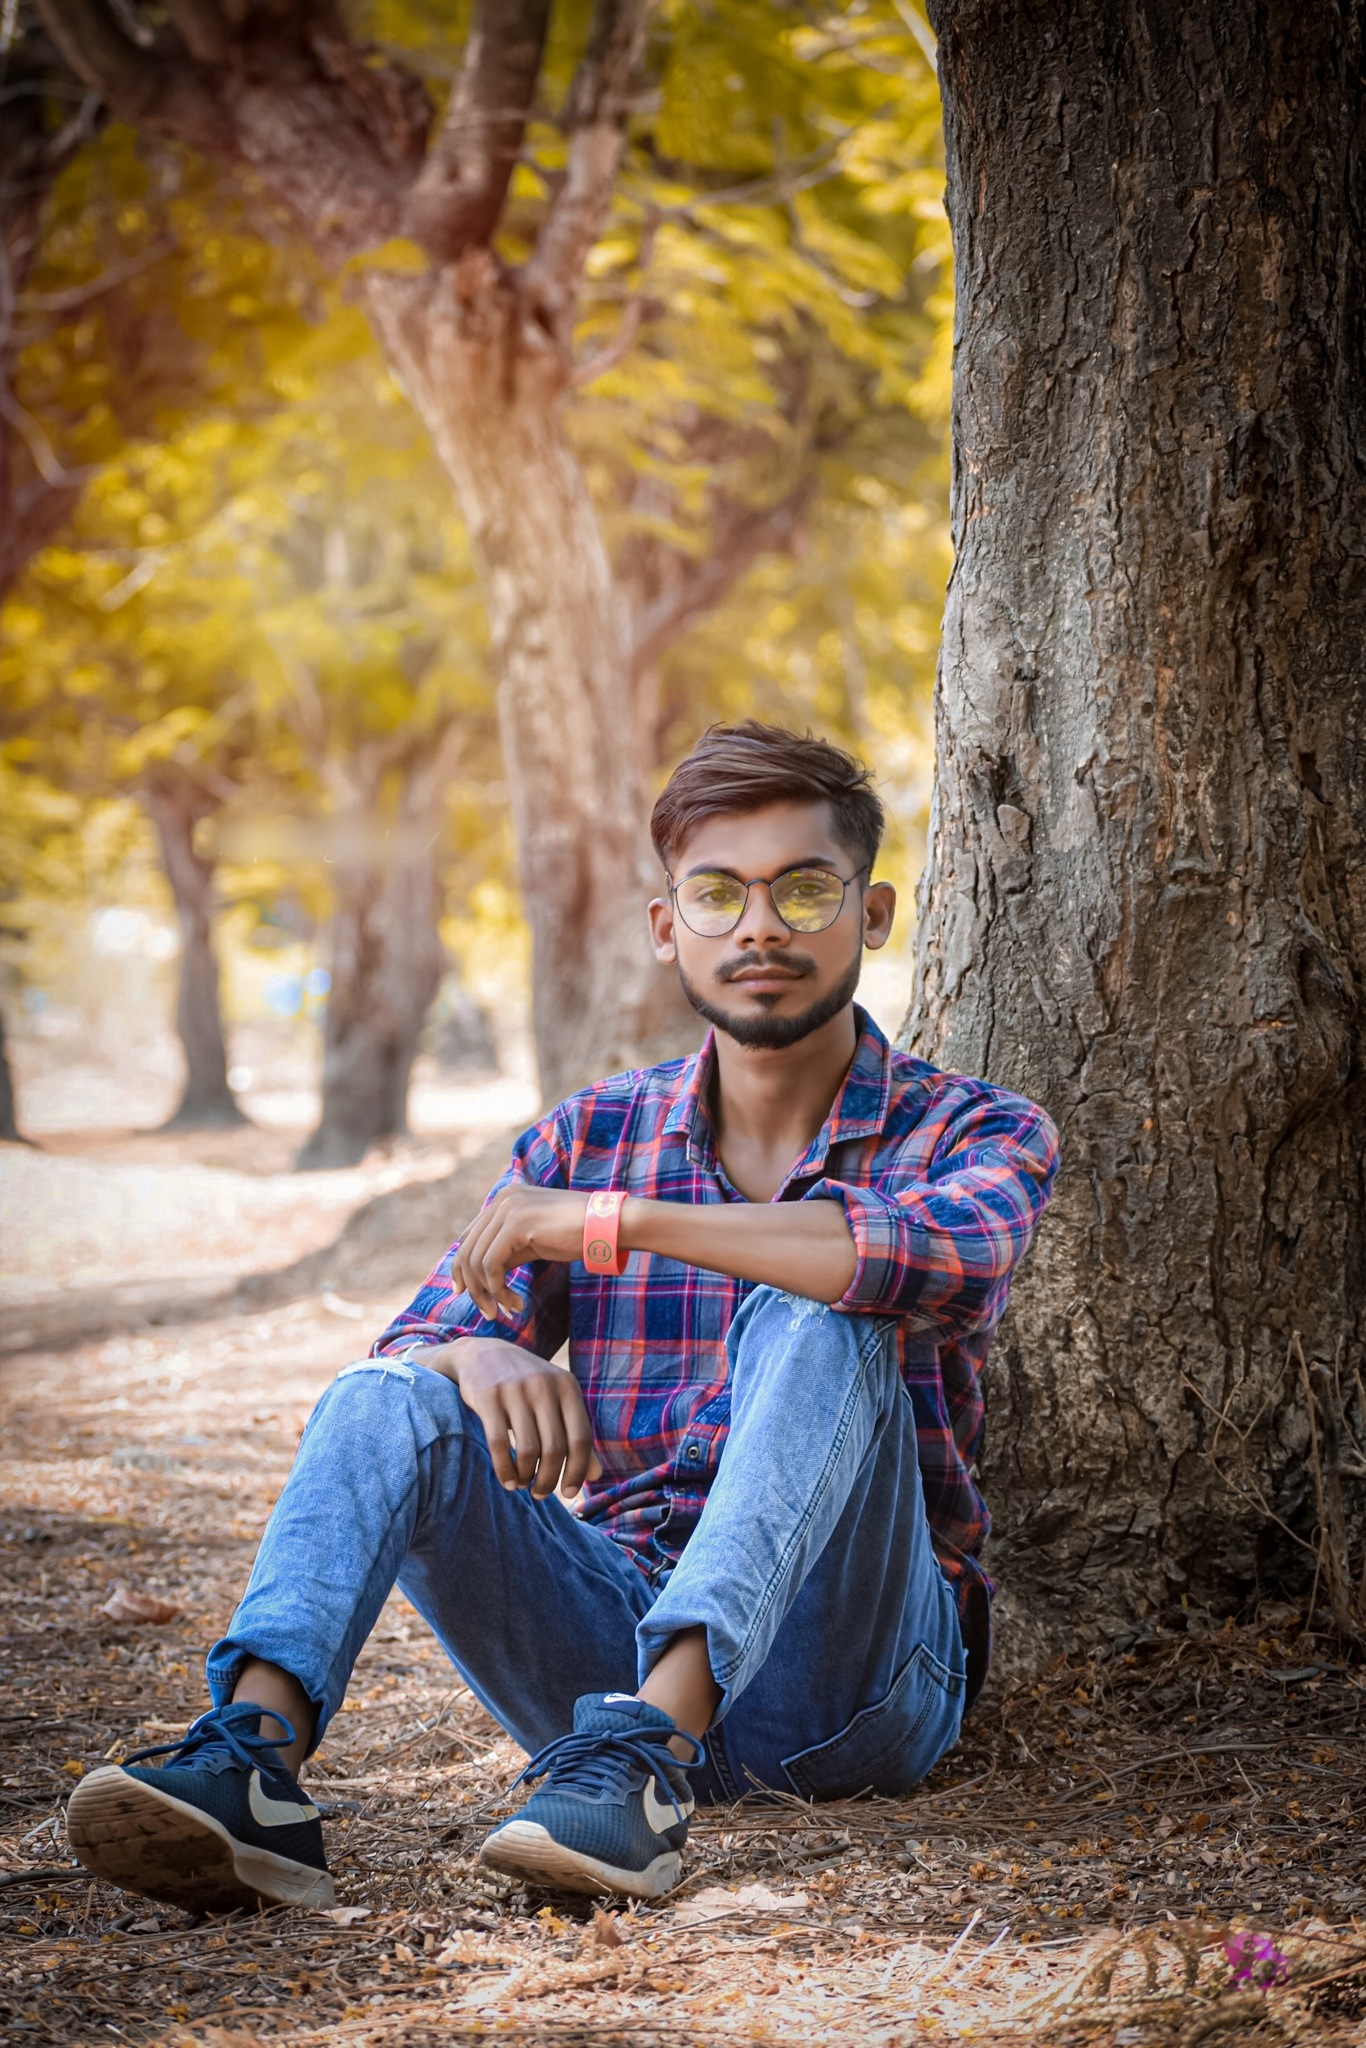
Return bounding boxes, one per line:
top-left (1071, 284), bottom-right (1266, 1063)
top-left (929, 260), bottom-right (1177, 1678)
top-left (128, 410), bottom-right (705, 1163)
top-left (680, 856), bottom-right (845, 881)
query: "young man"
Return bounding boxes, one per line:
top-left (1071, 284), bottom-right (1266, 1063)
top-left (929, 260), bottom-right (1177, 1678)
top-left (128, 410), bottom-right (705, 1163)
top-left (69, 722), bottom-right (1058, 1910)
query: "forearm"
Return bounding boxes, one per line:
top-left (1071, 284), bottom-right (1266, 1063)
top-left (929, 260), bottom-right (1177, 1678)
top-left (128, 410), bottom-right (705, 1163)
top-left (621, 1196), bottom-right (857, 1303)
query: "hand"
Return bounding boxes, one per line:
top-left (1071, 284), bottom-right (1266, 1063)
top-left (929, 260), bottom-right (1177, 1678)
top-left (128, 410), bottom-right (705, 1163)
top-left (437, 1336), bottom-right (602, 1498)
top-left (451, 1185), bottom-right (591, 1320)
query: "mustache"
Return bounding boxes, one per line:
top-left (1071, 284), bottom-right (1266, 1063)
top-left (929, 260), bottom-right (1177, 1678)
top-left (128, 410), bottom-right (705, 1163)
top-left (714, 949), bottom-right (818, 983)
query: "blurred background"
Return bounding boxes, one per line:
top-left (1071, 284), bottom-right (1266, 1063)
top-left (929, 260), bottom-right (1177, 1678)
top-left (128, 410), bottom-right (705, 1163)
top-left (0, 0), bottom-right (950, 1329)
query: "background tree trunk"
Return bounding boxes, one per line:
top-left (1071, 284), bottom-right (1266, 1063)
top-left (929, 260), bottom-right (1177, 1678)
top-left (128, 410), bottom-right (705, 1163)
top-left (0, 1008), bottom-right (26, 1144)
top-left (294, 839), bottom-right (445, 1172)
top-left (368, 262), bottom-right (682, 1106)
top-left (911, 0), bottom-right (1366, 1668)
top-left (295, 738), bottom-right (453, 1172)
top-left (0, 27), bottom-right (93, 601)
top-left (143, 771), bottom-right (246, 1129)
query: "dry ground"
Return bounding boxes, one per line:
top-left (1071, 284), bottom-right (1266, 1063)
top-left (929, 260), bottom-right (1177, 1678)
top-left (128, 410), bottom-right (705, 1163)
top-left (2, 1119), bottom-right (1365, 2047)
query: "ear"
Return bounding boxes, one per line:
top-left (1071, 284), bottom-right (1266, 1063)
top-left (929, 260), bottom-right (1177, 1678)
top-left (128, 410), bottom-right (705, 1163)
top-left (648, 894), bottom-right (677, 964)
top-left (862, 880), bottom-right (896, 953)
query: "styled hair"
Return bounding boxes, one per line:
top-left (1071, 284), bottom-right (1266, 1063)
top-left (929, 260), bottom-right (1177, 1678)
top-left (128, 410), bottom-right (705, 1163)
top-left (650, 720), bottom-right (885, 874)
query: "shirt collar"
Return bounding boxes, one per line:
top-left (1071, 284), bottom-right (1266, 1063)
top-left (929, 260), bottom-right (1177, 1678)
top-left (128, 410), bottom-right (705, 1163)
top-left (662, 1033), bottom-right (716, 1165)
top-left (661, 1005), bottom-right (894, 1177)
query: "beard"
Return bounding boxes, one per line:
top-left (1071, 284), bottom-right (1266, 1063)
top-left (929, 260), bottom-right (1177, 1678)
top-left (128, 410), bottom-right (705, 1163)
top-left (677, 947), bottom-right (864, 1050)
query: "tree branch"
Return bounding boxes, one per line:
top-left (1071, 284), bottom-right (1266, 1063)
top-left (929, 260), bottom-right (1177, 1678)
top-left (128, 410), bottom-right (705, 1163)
top-left (163, 0), bottom-right (231, 65)
top-left (407, 714), bottom-right (464, 818)
top-left (628, 481), bottom-right (815, 683)
top-left (568, 291), bottom-right (647, 386)
top-left (568, 207), bottom-right (659, 387)
top-left (35, 3), bottom-right (425, 254)
top-left (32, 0), bottom-right (236, 152)
top-left (15, 236), bottom-right (173, 318)
top-left (524, 0), bottom-right (653, 335)
top-left (404, 0), bottom-right (551, 260)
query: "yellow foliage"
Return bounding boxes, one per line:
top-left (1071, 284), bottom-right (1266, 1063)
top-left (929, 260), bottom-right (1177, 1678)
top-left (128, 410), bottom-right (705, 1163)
top-left (3, 0), bottom-right (951, 1027)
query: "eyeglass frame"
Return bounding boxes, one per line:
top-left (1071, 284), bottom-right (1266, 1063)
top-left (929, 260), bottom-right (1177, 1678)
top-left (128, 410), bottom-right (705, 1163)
top-left (666, 861), bottom-right (871, 938)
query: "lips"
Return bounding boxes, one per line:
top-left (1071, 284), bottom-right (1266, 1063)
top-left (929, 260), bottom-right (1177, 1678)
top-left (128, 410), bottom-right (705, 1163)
top-left (715, 950), bottom-right (817, 992)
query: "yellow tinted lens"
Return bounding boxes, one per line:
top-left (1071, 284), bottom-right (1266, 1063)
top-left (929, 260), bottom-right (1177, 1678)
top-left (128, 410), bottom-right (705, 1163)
top-left (770, 868), bottom-right (845, 931)
top-left (677, 873), bottom-right (747, 933)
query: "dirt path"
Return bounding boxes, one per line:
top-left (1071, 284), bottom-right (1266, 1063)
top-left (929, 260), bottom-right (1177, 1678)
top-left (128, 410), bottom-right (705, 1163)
top-left (3, 1134), bottom-right (1366, 2045)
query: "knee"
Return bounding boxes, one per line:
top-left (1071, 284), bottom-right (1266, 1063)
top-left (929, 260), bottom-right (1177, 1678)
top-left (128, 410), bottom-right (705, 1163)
top-left (307, 1354), bottom-right (468, 1439)
top-left (730, 1285), bottom-right (848, 1364)
top-left (729, 1287), bottom-right (894, 1382)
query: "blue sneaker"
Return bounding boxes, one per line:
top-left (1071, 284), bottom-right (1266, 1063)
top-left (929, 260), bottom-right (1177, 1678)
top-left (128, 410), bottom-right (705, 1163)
top-left (67, 1701), bottom-right (334, 1912)
top-left (480, 1693), bottom-right (702, 1899)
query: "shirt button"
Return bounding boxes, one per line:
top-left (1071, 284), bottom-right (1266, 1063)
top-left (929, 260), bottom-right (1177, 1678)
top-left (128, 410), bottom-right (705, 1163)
top-left (685, 1443), bottom-right (702, 1464)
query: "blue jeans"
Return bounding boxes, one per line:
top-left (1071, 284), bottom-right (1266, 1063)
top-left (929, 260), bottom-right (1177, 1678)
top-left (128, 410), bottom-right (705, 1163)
top-left (208, 1287), bottom-right (967, 1803)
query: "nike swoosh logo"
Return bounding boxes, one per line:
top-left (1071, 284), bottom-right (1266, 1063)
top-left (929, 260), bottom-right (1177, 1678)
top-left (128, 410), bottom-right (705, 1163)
top-left (641, 1779), bottom-right (692, 1835)
top-left (248, 1770), bottom-right (320, 1829)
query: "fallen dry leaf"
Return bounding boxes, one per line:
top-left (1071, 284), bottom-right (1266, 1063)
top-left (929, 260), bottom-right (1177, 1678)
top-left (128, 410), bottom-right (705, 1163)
top-left (588, 1906), bottom-right (625, 1949)
top-left (317, 1905), bottom-right (371, 1924)
top-left (101, 1586), bottom-right (181, 1624)
top-left (672, 1882), bottom-right (809, 1926)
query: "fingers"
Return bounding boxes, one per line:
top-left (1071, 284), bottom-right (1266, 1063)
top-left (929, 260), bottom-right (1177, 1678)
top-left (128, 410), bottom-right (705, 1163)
top-left (526, 1383), bottom-right (569, 1500)
top-left (557, 1380), bottom-right (599, 1497)
top-left (456, 1230), bottom-right (506, 1322)
top-left (495, 1383), bottom-right (535, 1490)
top-left (481, 1399), bottom-right (518, 1489)
top-left (453, 1199), bottom-right (526, 1323)
top-left (474, 1373), bottom-right (599, 1499)
top-left (501, 1384), bottom-right (566, 1498)
top-left (450, 1199), bottom-right (503, 1315)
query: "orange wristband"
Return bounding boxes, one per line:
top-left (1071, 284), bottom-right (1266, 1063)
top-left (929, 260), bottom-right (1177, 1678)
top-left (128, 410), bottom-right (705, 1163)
top-left (582, 1191), bottom-right (628, 1277)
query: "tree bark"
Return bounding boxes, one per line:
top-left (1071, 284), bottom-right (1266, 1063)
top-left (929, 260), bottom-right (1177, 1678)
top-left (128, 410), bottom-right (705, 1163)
top-left (0, 28), bottom-right (94, 602)
top-left (367, 259), bottom-right (681, 1105)
top-left (295, 738), bottom-right (451, 1172)
top-left (143, 772), bottom-right (246, 1129)
top-left (295, 839), bottom-right (446, 1173)
top-left (911, 0), bottom-right (1366, 1666)
top-left (0, 1007), bottom-right (26, 1145)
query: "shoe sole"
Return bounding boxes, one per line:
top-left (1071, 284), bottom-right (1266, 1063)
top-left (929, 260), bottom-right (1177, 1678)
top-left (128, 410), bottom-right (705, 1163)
top-left (479, 1819), bottom-right (682, 1899)
top-left (67, 1767), bottom-right (336, 1914)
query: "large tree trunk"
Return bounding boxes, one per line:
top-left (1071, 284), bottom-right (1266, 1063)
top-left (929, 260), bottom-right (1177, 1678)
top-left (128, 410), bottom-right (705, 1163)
top-left (367, 260), bottom-right (680, 1105)
top-left (295, 745), bottom-right (451, 1171)
top-left (910, 0), bottom-right (1366, 1668)
top-left (143, 773), bottom-right (246, 1130)
top-left (0, 1008), bottom-right (27, 1145)
top-left (0, 29), bottom-right (91, 602)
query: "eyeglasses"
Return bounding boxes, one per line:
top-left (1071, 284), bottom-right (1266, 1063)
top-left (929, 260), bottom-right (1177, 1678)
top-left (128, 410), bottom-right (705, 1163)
top-left (669, 864), bottom-right (868, 938)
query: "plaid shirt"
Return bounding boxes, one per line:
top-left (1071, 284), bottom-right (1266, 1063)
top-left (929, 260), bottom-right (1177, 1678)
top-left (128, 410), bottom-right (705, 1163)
top-left (374, 1009), bottom-right (1059, 1679)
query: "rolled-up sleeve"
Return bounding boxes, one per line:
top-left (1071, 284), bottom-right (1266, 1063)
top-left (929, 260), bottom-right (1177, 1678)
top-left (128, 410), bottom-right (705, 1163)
top-left (811, 1089), bottom-right (1060, 1337)
top-left (369, 1109), bottom-right (573, 1362)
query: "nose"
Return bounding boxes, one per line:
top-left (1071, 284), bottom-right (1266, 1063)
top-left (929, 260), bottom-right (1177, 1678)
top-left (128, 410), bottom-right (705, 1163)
top-left (730, 878), bottom-right (790, 949)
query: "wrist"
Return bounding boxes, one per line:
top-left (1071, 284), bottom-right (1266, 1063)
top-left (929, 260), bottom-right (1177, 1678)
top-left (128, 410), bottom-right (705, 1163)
top-left (618, 1194), bottom-right (646, 1252)
top-left (428, 1334), bottom-right (501, 1388)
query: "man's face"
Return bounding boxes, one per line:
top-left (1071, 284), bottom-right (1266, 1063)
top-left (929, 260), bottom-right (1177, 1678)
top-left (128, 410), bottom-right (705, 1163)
top-left (648, 800), bottom-right (896, 1050)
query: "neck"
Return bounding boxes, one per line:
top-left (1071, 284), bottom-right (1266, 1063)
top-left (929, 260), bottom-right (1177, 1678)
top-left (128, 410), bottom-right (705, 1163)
top-left (710, 1005), bottom-right (860, 1161)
